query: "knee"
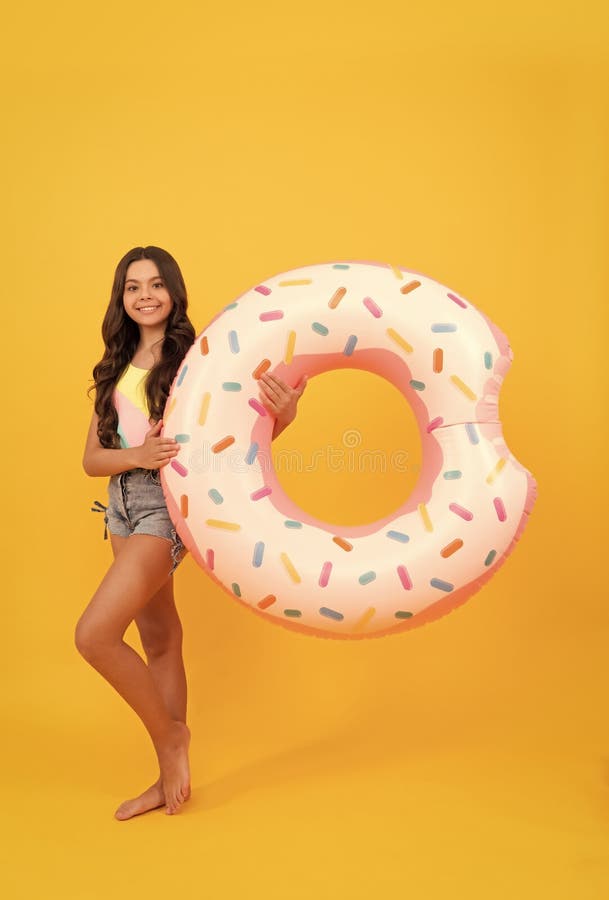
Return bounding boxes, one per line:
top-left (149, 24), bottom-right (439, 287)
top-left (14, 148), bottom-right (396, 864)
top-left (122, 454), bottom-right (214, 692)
top-left (74, 615), bottom-right (108, 663)
top-left (139, 618), bottom-right (183, 660)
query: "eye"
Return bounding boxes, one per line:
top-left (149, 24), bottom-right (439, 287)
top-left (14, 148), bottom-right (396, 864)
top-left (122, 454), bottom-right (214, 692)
top-left (153, 282), bottom-right (165, 289)
top-left (126, 285), bottom-right (137, 291)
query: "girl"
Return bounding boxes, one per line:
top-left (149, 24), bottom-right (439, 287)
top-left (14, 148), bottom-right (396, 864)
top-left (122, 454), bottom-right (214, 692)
top-left (77, 246), bottom-right (307, 820)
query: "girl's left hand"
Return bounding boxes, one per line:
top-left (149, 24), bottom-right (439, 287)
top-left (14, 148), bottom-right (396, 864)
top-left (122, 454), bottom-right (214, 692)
top-left (258, 372), bottom-right (308, 435)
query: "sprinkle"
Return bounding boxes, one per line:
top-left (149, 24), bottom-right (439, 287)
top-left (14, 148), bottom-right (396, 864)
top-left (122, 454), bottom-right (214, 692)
top-left (208, 489), bottom-right (224, 505)
top-left (248, 398), bottom-right (267, 417)
top-left (259, 310), bottom-right (284, 321)
top-left (431, 578), bottom-right (454, 592)
top-left (177, 365), bottom-right (188, 387)
top-left (441, 539), bottom-right (464, 558)
top-left (281, 552), bottom-right (301, 583)
top-left (222, 382), bottom-right (242, 391)
top-left (205, 519), bottom-right (240, 530)
top-left (212, 435), bottom-right (235, 453)
top-left (363, 297), bottom-right (383, 318)
top-left (465, 423), bottom-right (479, 444)
top-left (432, 323), bottom-right (458, 333)
top-left (443, 470), bottom-right (462, 480)
top-left (433, 348), bottom-right (443, 372)
top-left (418, 503), bottom-right (433, 531)
top-left (332, 264), bottom-right (350, 269)
top-left (253, 359), bottom-right (271, 379)
top-left (328, 287), bottom-right (346, 308)
top-left (165, 397), bottom-right (176, 417)
top-left (494, 497), bottom-right (507, 521)
top-left (251, 486), bottom-right (272, 501)
top-left (180, 495), bottom-right (188, 517)
top-left (228, 330), bottom-right (240, 353)
top-left (174, 433), bottom-right (190, 443)
top-left (199, 392), bottom-right (211, 425)
top-left (390, 265), bottom-right (403, 279)
top-left (359, 571), bottom-right (376, 585)
top-left (252, 542), bottom-right (265, 567)
top-left (427, 417), bottom-right (443, 432)
top-left (225, 302), bottom-right (238, 310)
top-left (333, 536), bottom-right (353, 551)
top-left (400, 280), bottom-right (421, 294)
top-left (352, 607), bottom-right (376, 630)
top-left (278, 279), bottom-right (312, 286)
top-left (343, 335), bottom-right (358, 356)
top-left (395, 610), bottom-right (414, 618)
top-left (284, 609), bottom-right (302, 618)
top-left (232, 582), bottom-right (241, 596)
top-left (449, 503), bottom-right (474, 521)
top-left (485, 549), bottom-right (497, 566)
top-left (486, 457), bottom-right (507, 484)
top-left (319, 561), bottom-right (332, 587)
top-left (258, 595), bottom-right (276, 609)
top-left (255, 284), bottom-right (271, 295)
top-left (200, 336), bottom-right (209, 355)
top-left (448, 292), bottom-right (467, 308)
top-left (320, 607), bottom-right (344, 621)
top-left (171, 460), bottom-right (188, 477)
top-left (397, 566), bottom-right (413, 590)
top-left (410, 380), bottom-right (425, 391)
top-left (284, 520), bottom-right (303, 529)
top-left (387, 530), bottom-right (409, 543)
top-left (484, 351), bottom-right (493, 370)
top-left (245, 442), bottom-right (259, 464)
top-left (206, 549), bottom-right (214, 570)
top-left (386, 327), bottom-right (413, 353)
top-left (284, 330), bottom-right (296, 364)
top-left (312, 322), bottom-right (329, 335)
top-left (451, 375), bottom-right (477, 401)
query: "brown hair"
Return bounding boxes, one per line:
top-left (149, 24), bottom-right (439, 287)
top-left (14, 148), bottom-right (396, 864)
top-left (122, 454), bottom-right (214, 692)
top-left (88, 246), bottom-right (196, 448)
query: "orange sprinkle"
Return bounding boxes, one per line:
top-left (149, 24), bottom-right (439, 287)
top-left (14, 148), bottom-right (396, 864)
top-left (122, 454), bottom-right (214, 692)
top-left (333, 536), bottom-right (353, 552)
top-left (212, 435), bottom-right (235, 453)
top-left (200, 336), bottom-right (209, 355)
top-left (328, 287), bottom-right (347, 309)
top-left (440, 539), bottom-right (463, 558)
top-left (253, 359), bottom-right (271, 379)
top-left (180, 495), bottom-right (188, 518)
top-left (433, 348), bottom-right (443, 373)
top-left (400, 280), bottom-right (421, 294)
top-left (258, 594), bottom-right (277, 610)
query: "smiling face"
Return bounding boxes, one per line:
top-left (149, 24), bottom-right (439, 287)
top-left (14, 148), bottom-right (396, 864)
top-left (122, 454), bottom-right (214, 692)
top-left (122, 258), bottom-right (173, 329)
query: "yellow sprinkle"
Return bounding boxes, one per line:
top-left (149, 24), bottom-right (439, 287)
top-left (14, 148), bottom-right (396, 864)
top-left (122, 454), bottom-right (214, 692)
top-left (486, 457), bottom-right (507, 484)
top-left (390, 265), bottom-right (404, 280)
top-left (352, 607), bottom-right (376, 632)
top-left (450, 375), bottom-right (477, 401)
top-left (418, 503), bottom-right (433, 532)
top-left (284, 330), bottom-right (296, 365)
top-left (386, 327), bottom-right (413, 354)
top-left (205, 519), bottom-right (241, 531)
top-left (280, 552), bottom-right (301, 583)
top-left (278, 279), bottom-right (312, 286)
top-left (165, 397), bottom-right (176, 417)
top-left (199, 392), bottom-right (211, 426)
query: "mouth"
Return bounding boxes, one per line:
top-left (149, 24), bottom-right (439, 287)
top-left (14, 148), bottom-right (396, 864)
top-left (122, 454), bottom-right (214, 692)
top-left (136, 306), bottom-right (161, 313)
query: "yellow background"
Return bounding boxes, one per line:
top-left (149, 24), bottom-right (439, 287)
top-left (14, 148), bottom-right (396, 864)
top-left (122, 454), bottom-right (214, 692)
top-left (2, 1), bottom-right (608, 897)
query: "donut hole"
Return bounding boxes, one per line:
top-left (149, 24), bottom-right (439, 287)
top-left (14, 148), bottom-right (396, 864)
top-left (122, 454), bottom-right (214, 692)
top-left (271, 369), bottom-right (422, 527)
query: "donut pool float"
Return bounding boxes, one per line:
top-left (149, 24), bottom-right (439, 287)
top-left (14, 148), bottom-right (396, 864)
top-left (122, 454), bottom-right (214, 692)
top-left (161, 261), bottom-right (537, 639)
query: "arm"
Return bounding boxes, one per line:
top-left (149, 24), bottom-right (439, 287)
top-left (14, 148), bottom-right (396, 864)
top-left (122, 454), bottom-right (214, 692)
top-left (82, 410), bottom-right (180, 477)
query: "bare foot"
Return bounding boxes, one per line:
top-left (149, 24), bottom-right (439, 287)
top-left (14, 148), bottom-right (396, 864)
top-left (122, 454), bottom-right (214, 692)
top-left (114, 778), bottom-right (165, 820)
top-left (157, 721), bottom-right (191, 815)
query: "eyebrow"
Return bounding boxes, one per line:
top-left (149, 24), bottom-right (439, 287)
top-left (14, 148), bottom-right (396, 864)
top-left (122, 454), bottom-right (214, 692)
top-left (125, 277), bottom-right (164, 284)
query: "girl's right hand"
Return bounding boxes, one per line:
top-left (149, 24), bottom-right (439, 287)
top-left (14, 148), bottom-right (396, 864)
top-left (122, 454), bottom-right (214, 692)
top-left (133, 420), bottom-right (181, 469)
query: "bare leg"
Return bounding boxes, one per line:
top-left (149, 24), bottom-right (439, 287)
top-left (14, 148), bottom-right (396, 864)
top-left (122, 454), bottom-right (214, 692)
top-left (75, 534), bottom-right (190, 815)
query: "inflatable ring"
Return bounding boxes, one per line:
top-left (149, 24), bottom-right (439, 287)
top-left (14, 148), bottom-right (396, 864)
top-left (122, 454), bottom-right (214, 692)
top-left (161, 261), bottom-right (537, 639)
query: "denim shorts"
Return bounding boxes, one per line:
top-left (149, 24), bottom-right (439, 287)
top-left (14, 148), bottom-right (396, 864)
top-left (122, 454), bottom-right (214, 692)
top-left (104, 468), bottom-right (185, 575)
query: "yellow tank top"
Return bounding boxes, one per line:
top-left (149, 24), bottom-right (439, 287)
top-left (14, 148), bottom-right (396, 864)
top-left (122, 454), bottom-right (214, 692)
top-left (113, 364), bottom-right (151, 449)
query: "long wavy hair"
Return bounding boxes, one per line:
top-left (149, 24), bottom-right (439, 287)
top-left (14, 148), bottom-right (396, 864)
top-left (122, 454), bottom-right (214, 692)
top-left (88, 246), bottom-right (196, 448)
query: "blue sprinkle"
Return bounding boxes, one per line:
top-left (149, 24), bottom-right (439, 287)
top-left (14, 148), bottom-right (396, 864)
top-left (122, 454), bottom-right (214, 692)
top-left (431, 323), bottom-right (458, 333)
top-left (395, 610), bottom-right (414, 619)
top-left (333, 264), bottom-right (350, 269)
top-left (174, 434), bottom-right (190, 443)
top-left (359, 571), bottom-right (376, 585)
top-left (252, 541), bottom-right (265, 567)
top-left (208, 489), bottom-right (224, 505)
top-left (484, 351), bottom-right (493, 370)
top-left (312, 322), bottom-right (329, 336)
top-left (387, 530), bottom-right (410, 543)
top-left (224, 302), bottom-right (238, 310)
top-left (344, 335), bottom-right (358, 356)
top-left (484, 549), bottom-right (497, 566)
top-left (232, 583), bottom-right (241, 597)
top-left (284, 520), bottom-right (303, 529)
top-left (245, 442), bottom-right (259, 465)
top-left (410, 380), bottom-right (426, 391)
top-left (465, 423), bottom-right (479, 445)
top-left (319, 606), bottom-right (344, 621)
top-left (177, 365), bottom-right (188, 386)
top-left (443, 470), bottom-right (462, 480)
top-left (222, 382), bottom-right (242, 391)
top-left (228, 330), bottom-right (240, 353)
top-left (430, 578), bottom-right (454, 592)
top-left (284, 609), bottom-right (302, 618)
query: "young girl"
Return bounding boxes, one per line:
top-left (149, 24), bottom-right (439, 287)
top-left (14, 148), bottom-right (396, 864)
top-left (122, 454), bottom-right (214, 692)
top-left (77, 246), bottom-right (307, 820)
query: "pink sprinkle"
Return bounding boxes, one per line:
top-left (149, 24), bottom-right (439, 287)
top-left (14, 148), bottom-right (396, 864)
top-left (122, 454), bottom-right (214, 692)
top-left (248, 398), bottom-right (267, 416)
top-left (494, 497), bottom-right (507, 522)
top-left (448, 292), bottom-right (467, 309)
top-left (319, 561), bottom-right (332, 588)
top-left (259, 310), bottom-right (284, 321)
top-left (171, 460), bottom-right (188, 477)
top-left (255, 285), bottom-right (271, 295)
top-left (427, 416), bottom-right (444, 433)
top-left (449, 503), bottom-right (473, 521)
top-left (251, 486), bottom-right (272, 501)
top-left (206, 549), bottom-right (215, 570)
top-left (363, 296), bottom-right (383, 318)
top-left (397, 565), bottom-right (412, 590)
